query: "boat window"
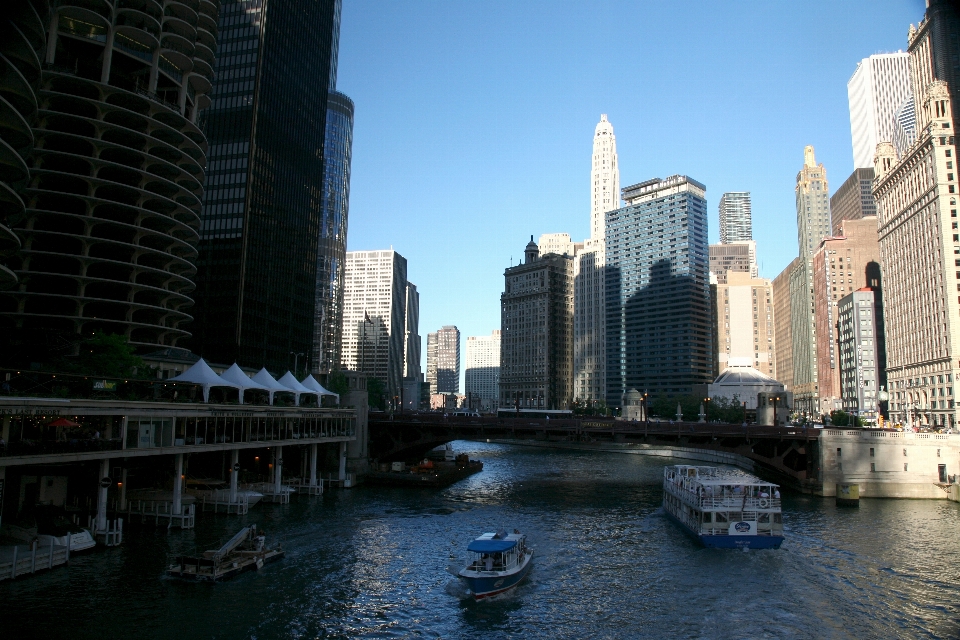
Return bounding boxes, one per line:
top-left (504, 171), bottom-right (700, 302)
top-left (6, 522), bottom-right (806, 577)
top-left (758, 513), bottom-right (770, 523)
top-left (702, 512), bottom-right (712, 523)
top-left (715, 512), bottom-right (728, 523)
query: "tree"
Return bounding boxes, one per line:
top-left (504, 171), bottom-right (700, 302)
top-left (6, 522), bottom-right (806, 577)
top-left (68, 333), bottom-right (150, 379)
top-left (367, 377), bottom-right (386, 410)
top-left (326, 371), bottom-right (349, 396)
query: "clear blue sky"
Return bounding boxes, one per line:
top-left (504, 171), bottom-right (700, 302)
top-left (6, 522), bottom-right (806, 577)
top-left (336, 0), bottom-right (924, 382)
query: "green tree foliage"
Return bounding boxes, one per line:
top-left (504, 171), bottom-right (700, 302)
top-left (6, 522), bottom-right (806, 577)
top-left (572, 398), bottom-right (609, 416)
top-left (367, 377), bottom-right (386, 410)
top-left (326, 371), bottom-right (349, 396)
top-left (830, 410), bottom-right (862, 427)
top-left (649, 394), bottom-right (748, 423)
top-left (66, 333), bottom-right (150, 379)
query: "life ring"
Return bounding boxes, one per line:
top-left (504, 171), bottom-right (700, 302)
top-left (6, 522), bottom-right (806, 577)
top-left (758, 498), bottom-right (769, 508)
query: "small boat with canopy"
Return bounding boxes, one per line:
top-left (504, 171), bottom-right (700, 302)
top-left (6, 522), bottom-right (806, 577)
top-left (458, 529), bottom-right (533, 599)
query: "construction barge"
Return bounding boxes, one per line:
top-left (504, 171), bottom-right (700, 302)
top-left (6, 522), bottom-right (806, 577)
top-left (366, 454), bottom-right (483, 488)
top-left (166, 524), bottom-right (284, 582)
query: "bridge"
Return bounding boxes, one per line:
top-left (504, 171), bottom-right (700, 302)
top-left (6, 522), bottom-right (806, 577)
top-left (367, 413), bottom-right (822, 493)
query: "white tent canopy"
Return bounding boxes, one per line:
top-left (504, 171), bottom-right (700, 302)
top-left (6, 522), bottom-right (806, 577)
top-left (220, 364), bottom-right (270, 405)
top-left (278, 371), bottom-right (319, 406)
top-left (167, 358), bottom-right (240, 403)
top-left (301, 374), bottom-right (339, 403)
top-left (252, 368), bottom-right (293, 405)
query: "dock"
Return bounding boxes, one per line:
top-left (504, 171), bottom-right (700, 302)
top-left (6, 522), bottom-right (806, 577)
top-left (365, 460), bottom-right (483, 488)
top-left (0, 540), bottom-right (71, 581)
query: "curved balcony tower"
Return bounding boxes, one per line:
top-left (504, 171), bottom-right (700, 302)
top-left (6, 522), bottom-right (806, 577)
top-left (0, 0), bottom-right (221, 357)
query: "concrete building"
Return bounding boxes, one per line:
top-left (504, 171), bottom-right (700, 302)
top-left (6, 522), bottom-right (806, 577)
top-left (538, 233), bottom-right (579, 257)
top-left (709, 241), bottom-right (757, 284)
top-left (702, 361), bottom-right (785, 411)
top-left (837, 288), bottom-right (886, 419)
top-left (893, 96), bottom-right (917, 158)
top-left (873, 1), bottom-right (960, 428)
top-left (792, 146), bottom-right (833, 415)
top-left (590, 114), bottom-right (620, 242)
top-left (811, 218), bottom-right (882, 415)
top-left (772, 258), bottom-right (800, 391)
top-left (714, 271), bottom-right (775, 377)
top-left (500, 237), bottom-right (574, 409)
top-left (340, 250), bottom-right (407, 399)
top-left (605, 176), bottom-right (712, 405)
top-left (465, 330), bottom-right (501, 411)
top-left (718, 192), bottom-right (752, 243)
top-left (425, 332), bottom-right (438, 397)
top-left (830, 168), bottom-right (877, 236)
top-left (847, 52), bottom-right (913, 169)
top-left (432, 325), bottom-right (461, 395)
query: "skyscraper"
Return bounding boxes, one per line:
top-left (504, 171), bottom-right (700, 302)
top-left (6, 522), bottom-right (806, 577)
top-left (403, 283), bottom-right (421, 380)
top-left (873, 0), bottom-right (960, 428)
top-left (425, 331), bottom-right (438, 397)
top-left (605, 176), bottom-right (712, 405)
top-left (501, 238), bottom-right (574, 409)
top-left (431, 325), bottom-right (460, 394)
top-left (709, 241), bottom-right (757, 284)
top-left (189, 0), bottom-right (339, 373)
top-left (714, 272), bottom-right (775, 377)
top-left (537, 233), bottom-right (578, 257)
top-left (830, 168), bottom-right (876, 235)
top-left (340, 250), bottom-right (407, 399)
top-left (574, 114), bottom-right (619, 404)
top-left (0, 0), bottom-right (221, 361)
top-left (847, 52), bottom-right (913, 169)
top-left (313, 90), bottom-right (354, 375)
top-left (465, 330), bottom-right (501, 411)
top-left (718, 192), bottom-right (752, 243)
top-left (772, 258), bottom-right (800, 389)
top-left (790, 146), bottom-right (832, 414)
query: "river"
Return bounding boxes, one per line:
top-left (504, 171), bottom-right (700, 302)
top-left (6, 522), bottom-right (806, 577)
top-left (5, 441), bottom-right (960, 639)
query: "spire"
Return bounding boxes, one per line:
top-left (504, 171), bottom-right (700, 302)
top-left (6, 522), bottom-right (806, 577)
top-left (804, 145), bottom-right (816, 168)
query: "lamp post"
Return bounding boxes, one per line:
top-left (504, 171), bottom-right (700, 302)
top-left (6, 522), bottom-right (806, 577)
top-left (643, 390), bottom-right (649, 435)
top-left (289, 351), bottom-right (305, 377)
top-left (704, 397), bottom-right (711, 424)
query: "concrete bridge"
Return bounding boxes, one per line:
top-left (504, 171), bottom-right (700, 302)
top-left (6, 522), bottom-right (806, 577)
top-left (368, 413), bottom-right (960, 498)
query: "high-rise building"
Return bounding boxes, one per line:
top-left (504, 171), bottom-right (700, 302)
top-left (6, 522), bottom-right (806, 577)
top-left (811, 218), bottom-right (881, 414)
top-left (791, 146), bottom-right (832, 414)
top-left (892, 96), bottom-right (917, 158)
top-left (0, 0), bottom-right (221, 362)
top-left (340, 250), bottom-right (407, 399)
top-left (837, 288), bottom-right (886, 418)
top-left (873, 0), bottom-right (960, 428)
top-left (718, 192), bottom-right (752, 243)
top-left (465, 330), bottom-right (501, 411)
top-left (538, 233), bottom-right (579, 257)
top-left (605, 176), bottom-right (712, 405)
top-left (425, 331), bottom-right (438, 397)
top-left (312, 90), bottom-right (353, 375)
top-left (574, 114), bottom-right (619, 405)
top-left (501, 237), bottom-right (574, 409)
top-left (403, 283), bottom-right (421, 380)
top-left (715, 271), bottom-right (775, 377)
top-left (189, 0), bottom-right (339, 373)
top-left (432, 325), bottom-right (460, 394)
top-left (590, 115), bottom-right (619, 242)
top-left (772, 258), bottom-right (800, 389)
top-left (830, 168), bottom-right (876, 235)
top-left (847, 52), bottom-right (913, 169)
top-left (709, 241), bottom-right (757, 284)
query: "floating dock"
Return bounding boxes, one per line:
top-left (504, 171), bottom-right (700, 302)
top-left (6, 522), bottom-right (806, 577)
top-left (166, 524), bottom-right (284, 582)
top-left (365, 460), bottom-right (483, 488)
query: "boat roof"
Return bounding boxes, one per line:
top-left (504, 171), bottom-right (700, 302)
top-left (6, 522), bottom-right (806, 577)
top-left (666, 465), bottom-right (777, 487)
top-left (467, 531), bottom-right (522, 552)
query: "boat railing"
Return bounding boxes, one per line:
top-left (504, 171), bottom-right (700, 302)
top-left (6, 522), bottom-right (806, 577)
top-left (664, 482), bottom-right (780, 511)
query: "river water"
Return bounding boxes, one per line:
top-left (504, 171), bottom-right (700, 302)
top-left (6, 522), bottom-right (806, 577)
top-left (5, 441), bottom-right (960, 639)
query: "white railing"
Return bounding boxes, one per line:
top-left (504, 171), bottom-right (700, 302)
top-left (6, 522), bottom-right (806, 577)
top-left (664, 482), bottom-right (780, 511)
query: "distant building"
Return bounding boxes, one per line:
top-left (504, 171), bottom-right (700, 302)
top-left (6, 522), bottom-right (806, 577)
top-left (341, 250), bottom-right (407, 400)
top-left (430, 326), bottom-right (461, 394)
top-left (892, 96), bottom-right (917, 158)
top-left (605, 176), bottom-right (712, 404)
top-left (772, 258), bottom-right (800, 390)
top-left (403, 283), bottom-right (421, 379)
top-left (709, 241), bottom-right (757, 284)
top-left (718, 192), bottom-right (752, 243)
top-left (847, 52), bottom-right (913, 169)
top-left (500, 237), bottom-right (574, 409)
top-left (538, 233), bottom-right (580, 257)
top-left (792, 146), bottom-right (832, 414)
top-left (830, 168), bottom-right (876, 236)
top-left (590, 114), bottom-right (620, 241)
top-left (465, 330), bottom-right (501, 411)
top-left (700, 362), bottom-right (785, 411)
top-left (811, 218), bottom-right (881, 415)
top-left (837, 288), bottom-right (886, 418)
top-left (425, 331), bottom-right (438, 397)
top-left (714, 271), bottom-right (775, 377)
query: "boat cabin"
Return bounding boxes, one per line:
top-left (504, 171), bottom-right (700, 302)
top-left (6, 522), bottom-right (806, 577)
top-left (465, 531), bottom-right (526, 574)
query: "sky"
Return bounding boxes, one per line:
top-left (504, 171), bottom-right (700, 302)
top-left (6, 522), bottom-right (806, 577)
top-left (336, 0), bottom-right (925, 384)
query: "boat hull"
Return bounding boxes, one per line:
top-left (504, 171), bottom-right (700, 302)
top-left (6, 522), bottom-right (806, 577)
top-left (459, 551), bottom-right (533, 599)
top-left (665, 510), bottom-right (783, 550)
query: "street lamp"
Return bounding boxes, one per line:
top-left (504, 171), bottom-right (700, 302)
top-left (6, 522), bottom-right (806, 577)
top-left (643, 390), bottom-right (649, 431)
top-left (704, 397), bottom-right (711, 424)
top-left (289, 351), bottom-right (305, 377)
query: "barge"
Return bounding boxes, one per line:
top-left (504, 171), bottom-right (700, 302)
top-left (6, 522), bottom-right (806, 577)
top-left (166, 524), bottom-right (284, 581)
top-left (663, 465), bottom-right (784, 549)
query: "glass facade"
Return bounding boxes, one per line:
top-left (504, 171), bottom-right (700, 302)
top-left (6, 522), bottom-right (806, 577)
top-left (191, 0), bottom-right (338, 373)
top-left (312, 90), bottom-right (353, 375)
top-left (605, 176), bottom-right (712, 405)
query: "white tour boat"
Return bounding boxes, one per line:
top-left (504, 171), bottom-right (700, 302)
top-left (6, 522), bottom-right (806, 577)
top-left (662, 465), bottom-right (784, 549)
top-left (458, 530), bottom-right (533, 599)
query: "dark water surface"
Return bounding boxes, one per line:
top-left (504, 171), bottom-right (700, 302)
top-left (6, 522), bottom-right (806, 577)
top-left (5, 442), bottom-right (960, 639)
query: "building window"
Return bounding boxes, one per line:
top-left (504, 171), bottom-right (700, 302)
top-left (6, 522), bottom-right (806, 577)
top-left (836, 448), bottom-right (841, 457)
top-left (904, 463), bottom-right (908, 472)
top-left (870, 447), bottom-right (875, 457)
top-left (903, 448), bottom-right (907, 457)
top-left (871, 463), bottom-right (876, 472)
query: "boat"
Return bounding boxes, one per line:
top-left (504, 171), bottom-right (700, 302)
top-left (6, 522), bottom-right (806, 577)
top-left (1, 506), bottom-right (96, 552)
top-left (662, 465), bottom-right (784, 550)
top-left (166, 524), bottom-right (284, 582)
top-left (426, 443), bottom-right (456, 461)
top-left (186, 479), bottom-right (264, 507)
top-left (458, 529), bottom-right (533, 599)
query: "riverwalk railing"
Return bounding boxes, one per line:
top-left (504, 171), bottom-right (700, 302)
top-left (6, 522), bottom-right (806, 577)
top-left (0, 539), bottom-right (70, 581)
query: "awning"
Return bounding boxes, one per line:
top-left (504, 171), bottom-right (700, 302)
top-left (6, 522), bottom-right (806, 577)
top-left (277, 371), bottom-right (319, 406)
top-left (47, 418), bottom-right (80, 427)
top-left (167, 358), bottom-right (240, 403)
top-left (467, 539), bottom-right (517, 553)
top-left (252, 368), bottom-right (293, 406)
top-left (300, 374), bottom-right (339, 403)
top-left (220, 364), bottom-right (270, 405)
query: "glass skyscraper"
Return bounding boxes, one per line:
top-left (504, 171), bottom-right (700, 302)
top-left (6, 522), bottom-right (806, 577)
top-left (605, 176), bottom-right (712, 406)
top-left (191, 0), bottom-right (339, 373)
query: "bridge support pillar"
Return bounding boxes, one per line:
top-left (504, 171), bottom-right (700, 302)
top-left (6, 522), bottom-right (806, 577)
top-left (274, 446), bottom-right (283, 495)
top-left (172, 453), bottom-right (184, 516)
top-left (344, 372), bottom-right (370, 480)
top-left (309, 443), bottom-right (318, 489)
top-left (229, 449), bottom-right (239, 503)
top-left (96, 458), bottom-right (109, 533)
top-left (338, 442), bottom-right (346, 481)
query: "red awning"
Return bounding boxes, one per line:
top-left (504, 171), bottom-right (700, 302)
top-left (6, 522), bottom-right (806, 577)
top-left (47, 418), bottom-right (81, 427)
